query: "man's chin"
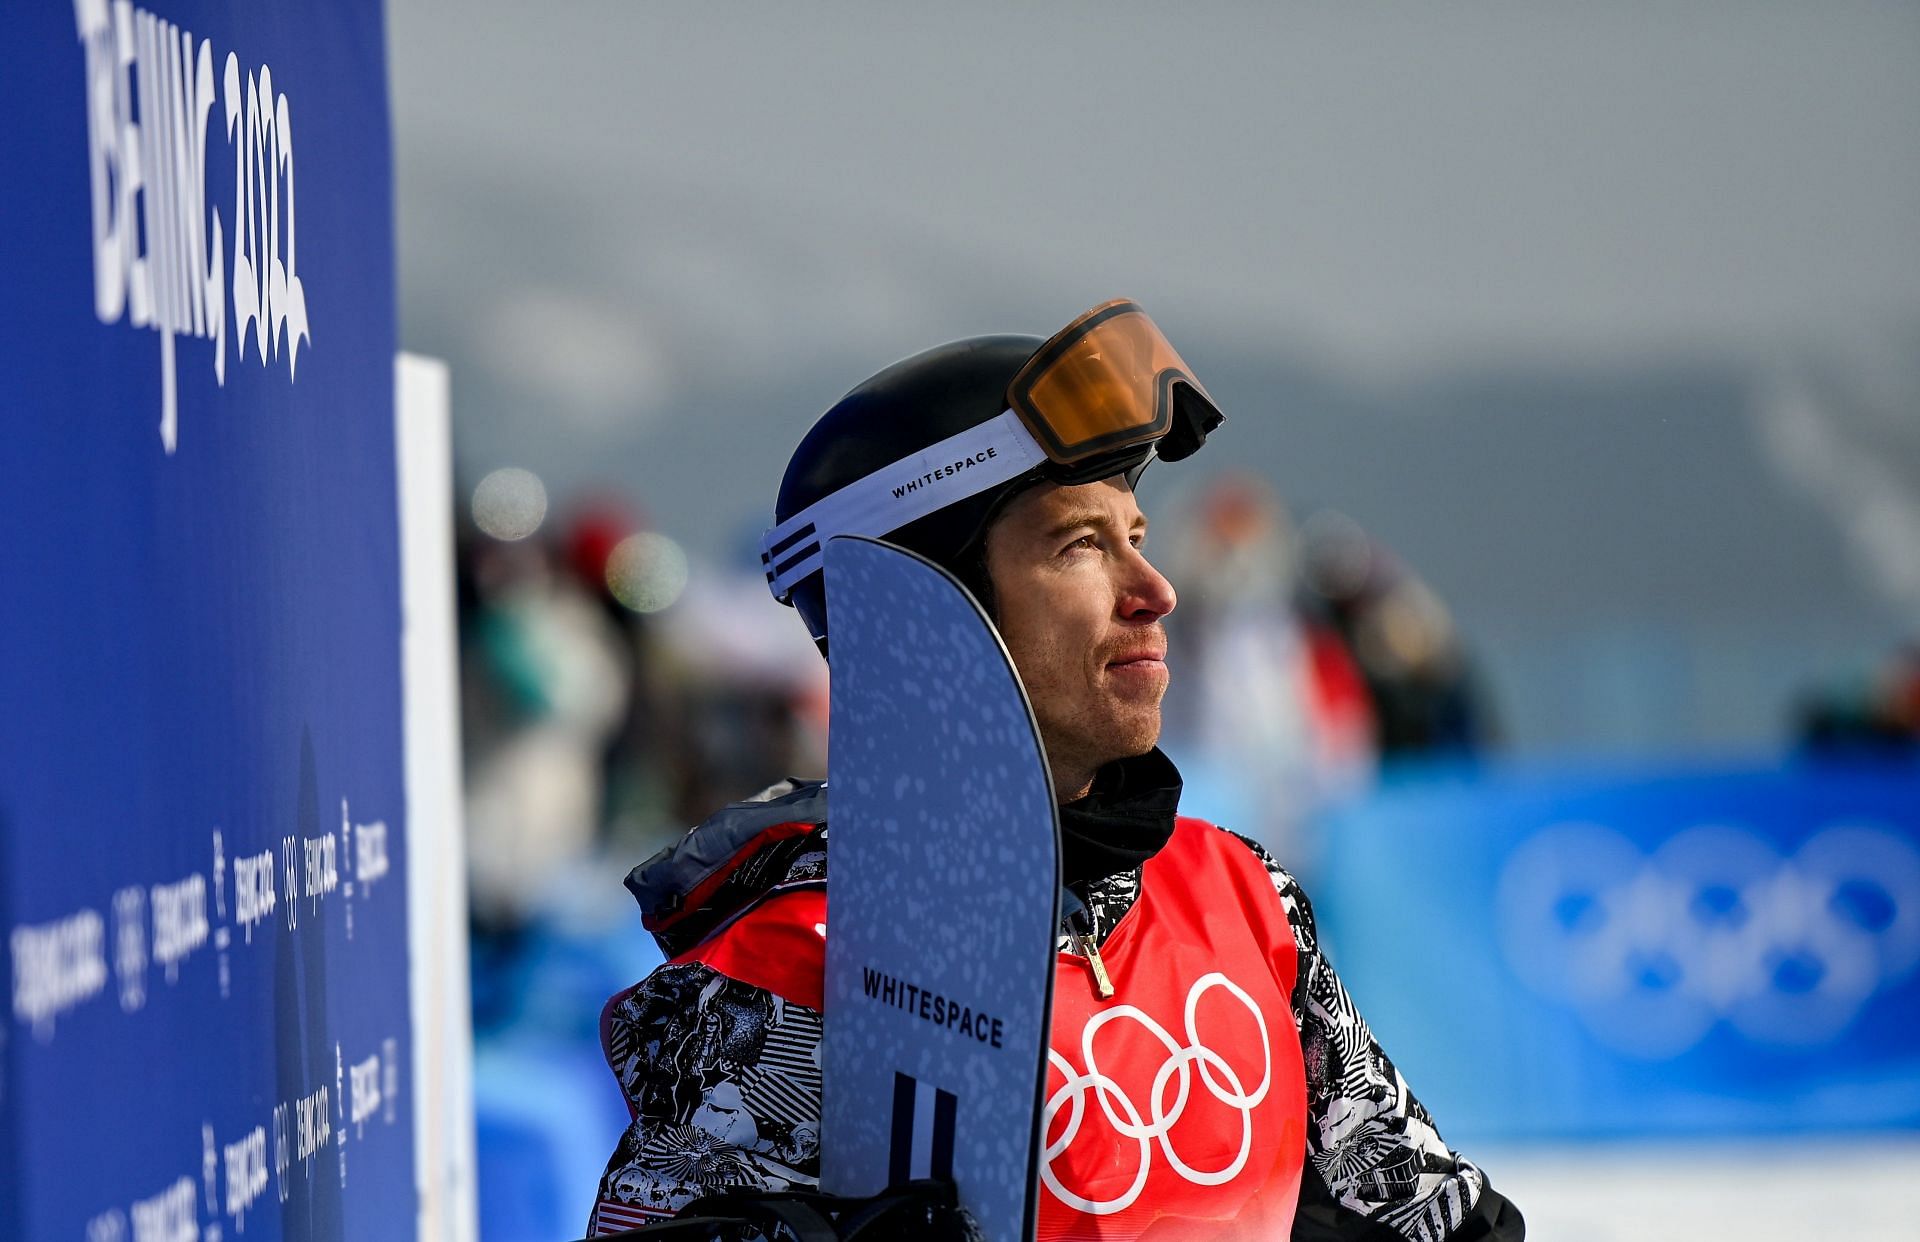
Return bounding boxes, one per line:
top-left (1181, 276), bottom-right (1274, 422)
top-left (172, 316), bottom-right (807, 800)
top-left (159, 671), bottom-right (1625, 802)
top-left (1040, 704), bottom-right (1163, 790)
top-left (1101, 712), bottom-right (1163, 764)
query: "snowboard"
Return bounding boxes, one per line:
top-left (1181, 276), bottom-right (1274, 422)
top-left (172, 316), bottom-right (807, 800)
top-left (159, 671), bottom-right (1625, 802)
top-left (820, 535), bottom-right (1060, 1242)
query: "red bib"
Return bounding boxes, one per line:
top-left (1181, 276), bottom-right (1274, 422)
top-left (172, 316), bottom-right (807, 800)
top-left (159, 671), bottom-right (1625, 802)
top-left (1039, 818), bottom-right (1308, 1240)
top-left (670, 818), bottom-right (1308, 1238)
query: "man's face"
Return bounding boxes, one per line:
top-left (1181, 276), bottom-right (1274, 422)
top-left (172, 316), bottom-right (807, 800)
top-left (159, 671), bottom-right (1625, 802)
top-left (984, 477), bottom-right (1177, 800)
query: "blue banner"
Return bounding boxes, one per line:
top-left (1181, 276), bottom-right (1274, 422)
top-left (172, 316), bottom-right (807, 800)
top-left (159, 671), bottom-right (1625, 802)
top-left (0, 3), bottom-right (410, 1239)
top-left (1312, 759), bottom-right (1920, 1141)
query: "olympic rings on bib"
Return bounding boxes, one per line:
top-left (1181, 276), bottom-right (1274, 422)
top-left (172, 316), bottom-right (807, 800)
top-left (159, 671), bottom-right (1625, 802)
top-left (1496, 820), bottom-right (1920, 1056)
top-left (1041, 972), bottom-right (1271, 1216)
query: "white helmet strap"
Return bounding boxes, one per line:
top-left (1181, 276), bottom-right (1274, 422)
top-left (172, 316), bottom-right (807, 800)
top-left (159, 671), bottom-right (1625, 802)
top-left (761, 409), bottom-right (1048, 602)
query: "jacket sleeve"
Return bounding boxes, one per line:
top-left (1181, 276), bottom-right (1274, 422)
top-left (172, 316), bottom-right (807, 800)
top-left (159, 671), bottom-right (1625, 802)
top-left (585, 961), bottom-right (824, 1239)
top-left (1226, 833), bottom-right (1525, 1242)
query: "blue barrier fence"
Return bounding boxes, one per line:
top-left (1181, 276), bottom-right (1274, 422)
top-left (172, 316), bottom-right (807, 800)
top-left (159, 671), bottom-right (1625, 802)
top-left (1313, 758), bottom-right (1920, 1142)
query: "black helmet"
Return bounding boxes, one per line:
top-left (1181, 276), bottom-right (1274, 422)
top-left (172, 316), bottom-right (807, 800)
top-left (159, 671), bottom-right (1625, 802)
top-left (763, 300), bottom-right (1224, 656)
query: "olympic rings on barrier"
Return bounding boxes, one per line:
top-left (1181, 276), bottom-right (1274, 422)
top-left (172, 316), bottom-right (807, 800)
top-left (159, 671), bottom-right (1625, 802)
top-left (1041, 972), bottom-right (1271, 1216)
top-left (1496, 820), bottom-right (1920, 1056)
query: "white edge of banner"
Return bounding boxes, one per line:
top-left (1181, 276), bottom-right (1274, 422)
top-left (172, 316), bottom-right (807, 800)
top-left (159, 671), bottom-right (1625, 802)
top-left (396, 352), bottom-right (478, 1242)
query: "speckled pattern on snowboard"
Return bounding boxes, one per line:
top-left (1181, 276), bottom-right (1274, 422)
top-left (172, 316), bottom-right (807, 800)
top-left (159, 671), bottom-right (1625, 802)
top-left (821, 535), bottom-right (1058, 1242)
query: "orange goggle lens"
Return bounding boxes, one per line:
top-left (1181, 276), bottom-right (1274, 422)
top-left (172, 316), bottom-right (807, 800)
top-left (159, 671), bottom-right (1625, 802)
top-left (1006, 299), bottom-right (1220, 468)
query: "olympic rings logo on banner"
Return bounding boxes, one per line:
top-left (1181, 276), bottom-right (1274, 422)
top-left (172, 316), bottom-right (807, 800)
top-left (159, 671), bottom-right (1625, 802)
top-left (1041, 972), bottom-right (1271, 1216)
top-left (1496, 820), bottom-right (1920, 1057)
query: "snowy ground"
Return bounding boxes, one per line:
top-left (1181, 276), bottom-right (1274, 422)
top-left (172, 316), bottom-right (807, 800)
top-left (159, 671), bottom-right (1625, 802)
top-left (1477, 1136), bottom-right (1920, 1241)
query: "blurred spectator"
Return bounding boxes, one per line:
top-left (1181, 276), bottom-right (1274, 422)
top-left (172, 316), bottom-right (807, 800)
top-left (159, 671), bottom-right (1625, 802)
top-left (456, 484), bottom-right (828, 1033)
top-left (1797, 643), bottom-right (1920, 755)
top-left (560, 497), bottom-right (681, 856)
top-left (650, 562), bottom-right (828, 832)
top-left (1162, 473), bottom-right (1375, 867)
top-left (459, 516), bottom-right (634, 943)
top-left (1299, 508), bottom-right (1497, 759)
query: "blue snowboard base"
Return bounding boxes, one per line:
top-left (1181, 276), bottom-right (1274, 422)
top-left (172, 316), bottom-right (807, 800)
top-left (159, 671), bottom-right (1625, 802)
top-left (820, 535), bottom-right (1061, 1242)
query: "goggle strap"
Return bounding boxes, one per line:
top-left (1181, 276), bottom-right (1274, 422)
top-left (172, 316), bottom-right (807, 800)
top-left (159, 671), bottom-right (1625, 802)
top-left (761, 409), bottom-right (1047, 602)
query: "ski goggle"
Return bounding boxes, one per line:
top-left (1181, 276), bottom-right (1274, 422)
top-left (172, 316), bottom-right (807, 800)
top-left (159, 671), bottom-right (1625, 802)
top-left (761, 299), bottom-right (1224, 604)
top-left (1007, 298), bottom-right (1221, 473)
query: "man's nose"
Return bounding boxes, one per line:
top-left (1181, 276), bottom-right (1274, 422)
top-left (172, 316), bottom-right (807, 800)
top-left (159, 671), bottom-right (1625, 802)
top-left (1118, 547), bottom-right (1177, 622)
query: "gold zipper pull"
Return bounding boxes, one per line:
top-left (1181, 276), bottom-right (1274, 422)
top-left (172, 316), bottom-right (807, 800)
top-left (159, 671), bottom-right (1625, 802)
top-left (1062, 894), bottom-right (1116, 1000)
top-left (1077, 931), bottom-right (1115, 999)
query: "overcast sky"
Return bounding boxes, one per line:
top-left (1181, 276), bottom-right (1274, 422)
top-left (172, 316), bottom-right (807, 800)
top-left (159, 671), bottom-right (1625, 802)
top-left (391, 0), bottom-right (1920, 371)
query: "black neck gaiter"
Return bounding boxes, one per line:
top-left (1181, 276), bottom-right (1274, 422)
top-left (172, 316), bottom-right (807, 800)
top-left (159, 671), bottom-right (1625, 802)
top-left (1056, 748), bottom-right (1183, 889)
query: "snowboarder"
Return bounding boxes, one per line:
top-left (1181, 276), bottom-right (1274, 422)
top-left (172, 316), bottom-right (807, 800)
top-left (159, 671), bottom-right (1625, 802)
top-left (586, 300), bottom-right (1524, 1240)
